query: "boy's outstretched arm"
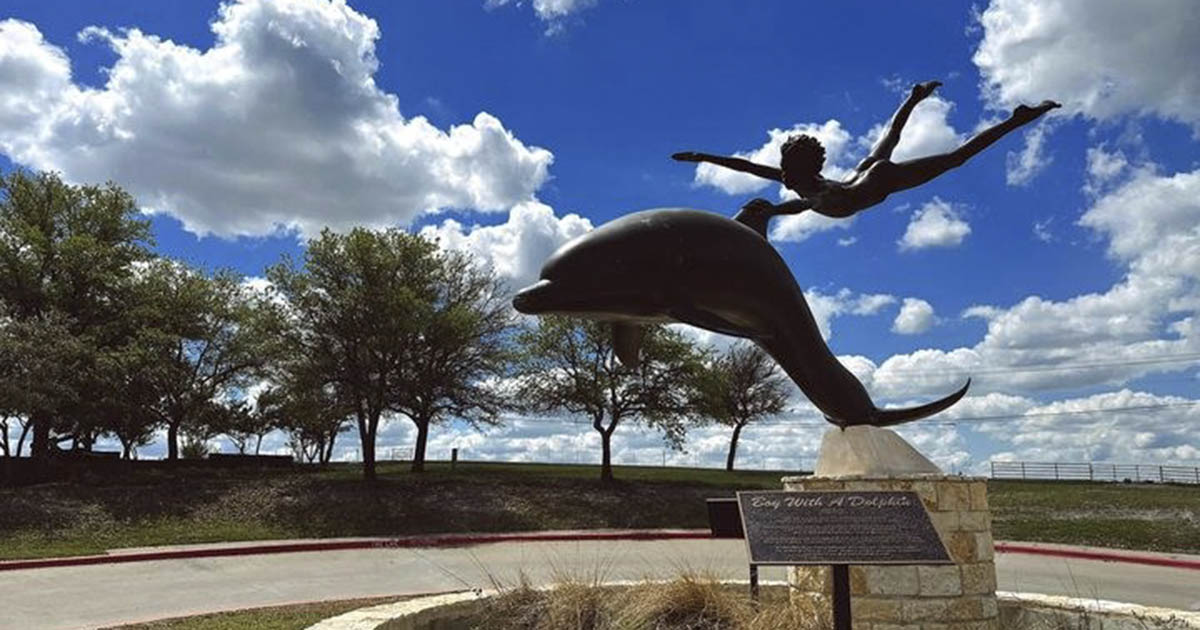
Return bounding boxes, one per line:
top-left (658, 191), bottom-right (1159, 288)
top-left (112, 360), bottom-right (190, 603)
top-left (672, 151), bottom-right (782, 182)
top-left (732, 197), bottom-right (815, 238)
top-left (773, 196), bottom-right (856, 219)
top-left (772, 198), bottom-right (813, 215)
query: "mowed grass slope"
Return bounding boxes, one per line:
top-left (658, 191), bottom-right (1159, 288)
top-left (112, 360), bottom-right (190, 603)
top-left (988, 479), bottom-right (1200, 553)
top-left (2, 461), bottom-right (1197, 560)
top-left (0, 461), bottom-right (788, 560)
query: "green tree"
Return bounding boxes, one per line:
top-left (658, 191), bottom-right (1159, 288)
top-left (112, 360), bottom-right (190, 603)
top-left (172, 397), bottom-right (260, 459)
top-left (214, 399), bottom-right (276, 455)
top-left (258, 365), bottom-right (353, 464)
top-left (0, 170), bottom-right (152, 457)
top-left (0, 311), bottom-right (94, 457)
top-left (513, 318), bottom-right (704, 483)
top-left (267, 228), bottom-right (442, 481)
top-left (693, 342), bottom-right (791, 471)
top-left (389, 249), bottom-right (512, 472)
top-left (133, 260), bottom-right (282, 460)
top-left (95, 341), bottom-right (163, 459)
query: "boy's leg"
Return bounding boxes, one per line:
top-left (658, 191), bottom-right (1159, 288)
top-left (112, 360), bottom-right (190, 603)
top-left (857, 81), bottom-right (942, 171)
top-left (883, 100), bottom-right (1060, 193)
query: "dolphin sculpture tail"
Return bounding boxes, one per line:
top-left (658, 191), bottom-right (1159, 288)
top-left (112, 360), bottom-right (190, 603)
top-left (870, 379), bottom-right (971, 427)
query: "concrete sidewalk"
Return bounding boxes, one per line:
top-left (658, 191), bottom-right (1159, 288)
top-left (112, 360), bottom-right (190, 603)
top-left (5, 530), bottom-right (1200, 572)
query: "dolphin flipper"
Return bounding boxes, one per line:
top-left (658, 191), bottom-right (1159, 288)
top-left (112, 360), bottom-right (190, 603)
top-left (871, 379), bottom-right (971, 427)
top-left (612, 322), bottom-right (645, 368)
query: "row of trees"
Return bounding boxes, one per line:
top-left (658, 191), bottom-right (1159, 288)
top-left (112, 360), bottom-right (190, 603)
top-left (0, 170), bottom-right (794, 482)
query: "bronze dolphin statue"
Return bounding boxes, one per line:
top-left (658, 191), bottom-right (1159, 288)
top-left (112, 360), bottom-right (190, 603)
top-left (512, 208), bottom-right (969, 427)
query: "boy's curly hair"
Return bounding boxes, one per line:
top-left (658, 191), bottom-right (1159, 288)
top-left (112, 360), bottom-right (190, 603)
top-left (780, 135), bottom-right (825, 176)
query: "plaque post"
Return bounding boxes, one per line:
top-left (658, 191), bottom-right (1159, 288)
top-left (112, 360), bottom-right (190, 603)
top-left (749, 564), bottom-right (759, 602)
top-left (832, 564), bottom-right (851, 630)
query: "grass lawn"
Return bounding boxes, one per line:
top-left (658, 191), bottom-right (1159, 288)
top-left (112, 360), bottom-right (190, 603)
top-left (2, 461), bottom-right (1197, 559)
top-left (987, 479), bottom-right (1200, 552)
top-left (101, 595), bottom-right (408, 630)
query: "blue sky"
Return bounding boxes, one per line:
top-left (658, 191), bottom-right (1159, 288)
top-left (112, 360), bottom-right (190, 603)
top-left (2, 0), bottom-right (1199, 472)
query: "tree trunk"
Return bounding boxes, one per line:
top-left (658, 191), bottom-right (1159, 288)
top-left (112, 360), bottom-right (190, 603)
top-left (411, 419), bottom-right (429, 473)
top-left (323, 430), bottom-right (337, 465)
top-left (16, 420), bottom-right (31, 458)
top-left (599, 430), bottom-right (614, 482)
top-left (593, 413), bottom-right (619, 483)
top-left (726, 422), bottom-right (745, 472)
top-left (30, 413), bottom-right (51, 459)
top-left (358, 414), bottom-right (377, 482)
top-left (1, 422), bottom-right (9, 486)
top-left (254, 434), bottom-right (264, 455)
top-left (121, 439), bottom-right (133, 460)
top-left (166, 422), bottom-right (180, 460)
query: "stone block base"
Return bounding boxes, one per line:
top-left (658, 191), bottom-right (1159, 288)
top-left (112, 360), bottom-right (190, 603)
top-left (782, 475), bottom-right (998, 629)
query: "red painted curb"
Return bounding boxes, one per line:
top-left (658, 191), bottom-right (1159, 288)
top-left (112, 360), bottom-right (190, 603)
top-left (3, 533), bottom-right (1196, 573)
top-left (0, 530), bottom-right (712, 572)
top-left (993, 542), bottom-right (1200, 571)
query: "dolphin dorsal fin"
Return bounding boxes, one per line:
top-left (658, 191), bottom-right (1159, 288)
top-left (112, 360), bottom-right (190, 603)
top-left (612, 322), bottom-right (645, 368)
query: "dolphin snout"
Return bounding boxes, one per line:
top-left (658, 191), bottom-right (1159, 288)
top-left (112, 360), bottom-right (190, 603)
top-left (513, 279), bottom-right (554, 314)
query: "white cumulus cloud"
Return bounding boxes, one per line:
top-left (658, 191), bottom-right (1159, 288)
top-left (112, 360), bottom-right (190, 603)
top-left (858, 95), bottom-right (964, 163)
top-left (769, 211), bottom-right (855, 244)
top-left (893, 298), bottom-right (936, 335)
top-left (420, 201), bottom-right (593, 292)
top-left (975, 390), bottom-right (1200, 465)
top-left (0, 2), bottom-right (553, 238)
top-left (973, 0), bottom-right (1200, 130)
top-left (1086, 146), bottom-right (1129, 186)
top-left (1005, 122), bottom-right (1053, 186)
top-left (868, 165), bottom-right (1200, 400)
top-left (898, 198), bottom-right (971, 251)
top-left (485, 0), bottom-right (601, 35)
top-left (804, 288), bottom-right (897, 341)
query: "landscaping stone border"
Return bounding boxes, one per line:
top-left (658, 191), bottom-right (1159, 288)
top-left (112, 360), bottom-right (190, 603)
top-left (303, 585), bottom-right (1200, 630)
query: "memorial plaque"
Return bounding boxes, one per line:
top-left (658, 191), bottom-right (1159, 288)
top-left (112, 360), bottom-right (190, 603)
top-left (737, 490), bottom-right (951, 565)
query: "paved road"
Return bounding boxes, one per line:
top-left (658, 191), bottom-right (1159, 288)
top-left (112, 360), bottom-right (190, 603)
top-left (5, 539), bottom-right (1199, 630)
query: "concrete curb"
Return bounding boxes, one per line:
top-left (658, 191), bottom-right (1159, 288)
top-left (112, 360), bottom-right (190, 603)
top-left (2, 530), bottom-right (1197, 573)
top-left (0, 529), bottom-right (711, 572)
top-left (994, 542), bottom-right (1200, 571)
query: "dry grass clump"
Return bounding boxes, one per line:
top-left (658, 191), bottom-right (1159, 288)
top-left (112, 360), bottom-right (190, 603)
top-left (471, 574), bottom-right (828, 630)
top-left (471, 569), bottom-right (615, 630)
top-left (473, 582), bottom-right (549, 630)
top-left (609, 574), bottom-right (753, 630)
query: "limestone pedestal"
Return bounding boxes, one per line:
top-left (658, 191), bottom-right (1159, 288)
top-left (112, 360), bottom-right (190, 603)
top-left (782, 475), bottom-right (999, 630)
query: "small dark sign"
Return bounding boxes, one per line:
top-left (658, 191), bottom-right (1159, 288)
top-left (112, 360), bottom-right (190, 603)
top-left (706, 498), bottom-right (744, 538)
top-left (737, 490), bottom-right (951, 565)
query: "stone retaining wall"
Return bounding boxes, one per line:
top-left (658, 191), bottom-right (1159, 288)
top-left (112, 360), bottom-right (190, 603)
top-left (782, 475), bottom-right (998, 629)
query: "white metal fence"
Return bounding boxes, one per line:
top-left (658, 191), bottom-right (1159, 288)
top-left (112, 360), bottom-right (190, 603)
top-left (990, 461), bottom-right (1200, 484)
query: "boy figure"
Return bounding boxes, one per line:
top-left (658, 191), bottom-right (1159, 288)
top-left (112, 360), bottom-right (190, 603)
top-left (672, 81), bottom-right (1060, 237)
